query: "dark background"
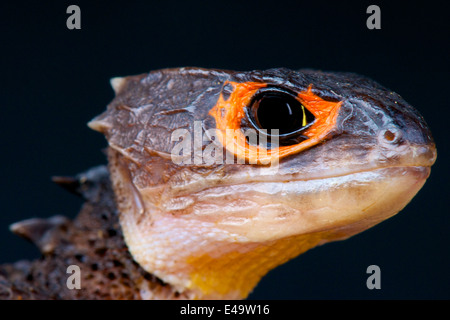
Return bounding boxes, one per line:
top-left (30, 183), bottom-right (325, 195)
top-left (0, 1), bottom-right (448, 299)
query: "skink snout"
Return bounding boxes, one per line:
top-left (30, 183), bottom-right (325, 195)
top-left (410, 143), bottom-right (437, 167)
top-left (377, 123), bottom-right (436, 168)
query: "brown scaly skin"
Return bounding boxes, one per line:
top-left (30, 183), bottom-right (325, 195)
top-left (0, 166), bottom-right (180, 300)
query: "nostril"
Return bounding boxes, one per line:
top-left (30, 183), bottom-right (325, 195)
top-left (380, 127), bottom-right (402, 144)
top-left (384, 130), bottom-right (396, 142)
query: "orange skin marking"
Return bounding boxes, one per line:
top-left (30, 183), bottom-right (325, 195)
top-left (209, 81), bottom-right (342, 164)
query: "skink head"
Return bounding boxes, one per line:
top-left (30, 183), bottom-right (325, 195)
top-left (89, 67), bottom-right (436, 299)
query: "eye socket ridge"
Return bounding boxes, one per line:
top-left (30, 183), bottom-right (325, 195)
top-left (246, 88), bottom-right (316, 140)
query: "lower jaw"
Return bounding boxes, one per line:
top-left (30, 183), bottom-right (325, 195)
top-left (169, 166), bottom-right (431, 241)
top-left (118, 166), bottom-right (431, 299)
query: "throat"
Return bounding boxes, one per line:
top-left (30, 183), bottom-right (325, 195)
top-left (184, 230), bottom-right (343, 299)
top-left (119, 209), bottom-right (343, 299)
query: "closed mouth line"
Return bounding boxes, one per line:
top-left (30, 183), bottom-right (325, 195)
top-left (168, 165), bottom-right (431, 197)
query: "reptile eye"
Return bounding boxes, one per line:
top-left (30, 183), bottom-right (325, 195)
top-left (248, 90), bottom-right (315, 143)
top-left (209, 81), bottom-right (342, 164)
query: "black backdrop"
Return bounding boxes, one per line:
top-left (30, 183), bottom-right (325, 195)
top-left (0, 1), bottom-right (448, 299)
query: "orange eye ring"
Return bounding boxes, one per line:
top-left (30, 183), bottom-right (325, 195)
top-left (208, 81), bottom-right (342, 164)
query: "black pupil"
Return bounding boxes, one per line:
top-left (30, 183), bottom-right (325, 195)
top-left (252, 92), bottom-right (314, 136)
